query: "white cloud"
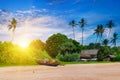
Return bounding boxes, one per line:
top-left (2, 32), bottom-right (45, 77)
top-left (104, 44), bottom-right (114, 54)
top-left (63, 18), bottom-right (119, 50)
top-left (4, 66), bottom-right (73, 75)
top-left (47, 0), bottom-right (67, 5)
top-left (1, 8), bottom-right (119, 46)
top-left (14, 15), bottom-right (69, 43)
top-left (16, 9), bottom-right (47, 14)
top-left (0, 9), bottom-right (70, 44)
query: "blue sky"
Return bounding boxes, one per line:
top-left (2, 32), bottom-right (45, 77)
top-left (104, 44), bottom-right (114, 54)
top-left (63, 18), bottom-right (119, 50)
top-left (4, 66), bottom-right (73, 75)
top-left (0, 0), bottom-right (120, 46)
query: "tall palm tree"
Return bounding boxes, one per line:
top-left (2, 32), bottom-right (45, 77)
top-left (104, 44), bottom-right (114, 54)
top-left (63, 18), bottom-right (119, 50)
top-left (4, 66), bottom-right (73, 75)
top-left (78, 18), bottom-right (86, 45)
top-left (99, 24), bottom-right (105, 42)
top-left (69, 20), bottom-right (76, 40)
top-left (94, 24), bottom-right (104, 43)
top-left (102, 39), bottom-right (109, 46)
top-left (94, 25), bottom-right (100, 43)
top-left (106, 20), bottom-right (114, 39)
top-left (8, 18), bottom-right (17, 42)
top-left (111, 32), bottom-right (118, 46)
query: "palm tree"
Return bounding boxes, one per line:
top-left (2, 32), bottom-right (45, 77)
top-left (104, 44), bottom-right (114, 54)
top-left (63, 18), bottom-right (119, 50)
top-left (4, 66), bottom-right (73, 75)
top-left (94, 25), bottom-right (100, 43)
top-left (102, 39), bottom-right (109, 46)
top-left (111, 32), bottom-right (118, 46)
top-left (106, 20), bottom-right (114, 39)
top-left (69, 20), bottom-right (76, 40)
top-left (94, 24), bottom-right (104, 43)
top-left (99, 24), bottom-right (105, 42)
top-left (8, 18), bottom-right (17, 42)
top-left (78, 18), bottom-right (86, 45)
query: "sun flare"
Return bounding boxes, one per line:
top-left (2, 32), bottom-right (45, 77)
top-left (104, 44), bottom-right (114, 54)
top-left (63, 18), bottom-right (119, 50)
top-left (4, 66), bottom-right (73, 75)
top-left (18, 41), bottom-right (29, 48)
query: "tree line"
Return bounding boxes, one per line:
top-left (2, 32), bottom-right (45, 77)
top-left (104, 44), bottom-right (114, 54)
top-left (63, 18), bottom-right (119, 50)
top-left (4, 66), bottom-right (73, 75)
top-left (0, 17), bottom-right (120, 63)
top-left (7, 18), bottom-right (119, 47)
top-left (69, 19), bottom-right (119, 46)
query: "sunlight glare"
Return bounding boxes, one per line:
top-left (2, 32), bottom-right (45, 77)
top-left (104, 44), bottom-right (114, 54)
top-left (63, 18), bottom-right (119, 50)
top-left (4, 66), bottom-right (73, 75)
top-left (18, 41), bottom-right (29, 48)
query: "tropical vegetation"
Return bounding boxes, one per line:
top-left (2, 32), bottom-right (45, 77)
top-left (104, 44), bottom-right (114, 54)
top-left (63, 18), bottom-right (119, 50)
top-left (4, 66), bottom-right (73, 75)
top-left (0, 17), bottom-right (120, 66)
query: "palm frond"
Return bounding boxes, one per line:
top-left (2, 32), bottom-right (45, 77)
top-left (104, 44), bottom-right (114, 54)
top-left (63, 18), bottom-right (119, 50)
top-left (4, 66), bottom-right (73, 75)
top-left (8, 25), bottom-right (13, 30)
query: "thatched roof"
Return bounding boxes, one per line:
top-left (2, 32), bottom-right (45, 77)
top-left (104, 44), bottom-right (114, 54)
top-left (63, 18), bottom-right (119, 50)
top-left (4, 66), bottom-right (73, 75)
top-left (80, 50), bottom-right (99, 59)
top-left (105, 55), bottom-right (116, 58)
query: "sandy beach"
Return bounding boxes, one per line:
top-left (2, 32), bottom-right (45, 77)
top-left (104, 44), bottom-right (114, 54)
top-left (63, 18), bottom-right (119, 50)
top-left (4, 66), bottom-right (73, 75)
top-left (0, 63), bottom-right (120, 80)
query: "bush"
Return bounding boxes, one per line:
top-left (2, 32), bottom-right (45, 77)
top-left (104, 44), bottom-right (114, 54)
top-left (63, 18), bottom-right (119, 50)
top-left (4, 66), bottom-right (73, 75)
top-left (114, 52), bottom-right (120, 61)
top-left (59, 40), bottom-right (77, 54)
top-left (29, 39), bottom-right (45, 50)
top-left (0, 41), bottom-right (52, 65)
top-left (56, 53), bottom-right (80, 62)
top-left (111, 47), bottom-right (120, 61)
top-left (56, 53), bottom-right (64, 61)
top-left (114, 54), bottom-right (120, 61)
top-left (97, 46), bottom-right (110, 61)
top-left (46, 33), bottom-right (68, 57)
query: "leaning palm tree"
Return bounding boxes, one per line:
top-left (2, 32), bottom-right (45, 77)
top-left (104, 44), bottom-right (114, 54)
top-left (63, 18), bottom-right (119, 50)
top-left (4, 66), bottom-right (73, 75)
top-left (78, 18), bottom-right (86, 45)
top-left (102, 39), bottom-right (109, 46)
top-left (111, 32), bottom-right (118, 47)
top-left (69, 20), bottom-right (76, 40)
top-left (8, 18), bottom-right (17, 42)
top-left (106, 20), bottom-right (114, 39)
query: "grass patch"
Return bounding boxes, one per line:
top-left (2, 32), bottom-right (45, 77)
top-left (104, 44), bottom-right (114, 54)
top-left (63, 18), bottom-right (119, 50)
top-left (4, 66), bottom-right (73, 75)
top-left (0, 63), bottom-right (38, 67)
top-left (61, 61), bottom-right (114, 65)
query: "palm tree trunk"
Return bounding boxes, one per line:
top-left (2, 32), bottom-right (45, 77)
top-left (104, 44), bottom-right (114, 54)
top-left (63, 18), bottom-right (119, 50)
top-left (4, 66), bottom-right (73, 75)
top-left (82, 28), bottom-right (84, 45)
top-left (73, 27), bottom-right (75, 40)
top-left (108, 29), bottom-right (111, 40)
top-left (99, 36), bottom-right (101, 43)
top-left (100, 35), bottom-right (103, 44)
top-left (115, 41), bottom-right (116, 47)
top-left (96, 35), bottom-right (99, 43)
top-left (11, 31), bottom-right (14, 42)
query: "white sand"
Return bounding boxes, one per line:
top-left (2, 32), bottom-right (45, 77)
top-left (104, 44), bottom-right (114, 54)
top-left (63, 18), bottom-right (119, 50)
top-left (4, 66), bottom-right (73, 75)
top-left (0, 63), bottom-right (120, 80)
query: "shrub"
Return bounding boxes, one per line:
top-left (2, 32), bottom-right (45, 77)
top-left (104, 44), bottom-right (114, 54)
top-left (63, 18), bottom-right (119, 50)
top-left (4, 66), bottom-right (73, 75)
top-left (56, 53), bottom-right (64, 61)
top-left (56, 53), bottom-right (80, 62)
top-left (97, 46), bottom-right (110, 61)
top-left (114, 54), bottom-right (120, 61)
top-left (0, 41), bottom-right (52, 65)
top-left (29, 39), bottom-right (45, 50)
top-left (114, 52), bottom-right (120, 61)
top-left (107, 47), bottom-right (120, 61)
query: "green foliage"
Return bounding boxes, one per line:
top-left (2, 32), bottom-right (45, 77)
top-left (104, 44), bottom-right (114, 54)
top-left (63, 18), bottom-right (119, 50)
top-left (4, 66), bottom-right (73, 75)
top-left (56, 53), bottom-right (64, 61)
top-left (88, 43), bottom-right (95, 49)
top-left (31, 48), bottom-right (52, 60)
top-left (102, 39), bottom-right (109, 46)
top-left (59, 39), bottom-right (77, 54)
top-left (46, 33), bottom-right (68, 57)
top-left (59, 39), bottom-right (82, 54)
top-left (56, 53), bottom-right (80, 62)
top-left (88, 43), bottom-right (102, 49)
top-left (94, 24), bottom-right (105, 43)
top-left (111, 32), bottom-right (118, 46)
top-left (114, 54), bottom-right (120, 61)
top-left (111, 47), bottom-right (120, 61)
top-left (29, 39), bottom-right (45, 50)
top-left (97, 46), bottom-right (110, 61)
top-left (72, 39), bottom-right (82, 52)
top-left (0, 41), bottom-right (52, 65)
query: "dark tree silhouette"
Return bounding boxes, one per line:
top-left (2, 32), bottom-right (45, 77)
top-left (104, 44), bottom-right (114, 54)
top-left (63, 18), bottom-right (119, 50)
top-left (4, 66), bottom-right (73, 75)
top-left (78, 18), bottom-right (86, 45)
top-left (94, 24), bottom-right (104, 43)
top-left (8, 18), bottom-right (17, 42)
top-left (69, 20), bottom-right (76, 40)
top-left (111, 32), bottom-right (118, 46)
top-left (106, 20), bottom-right (114, 39)
top-left (103, 39), bottom-right (109, 46)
